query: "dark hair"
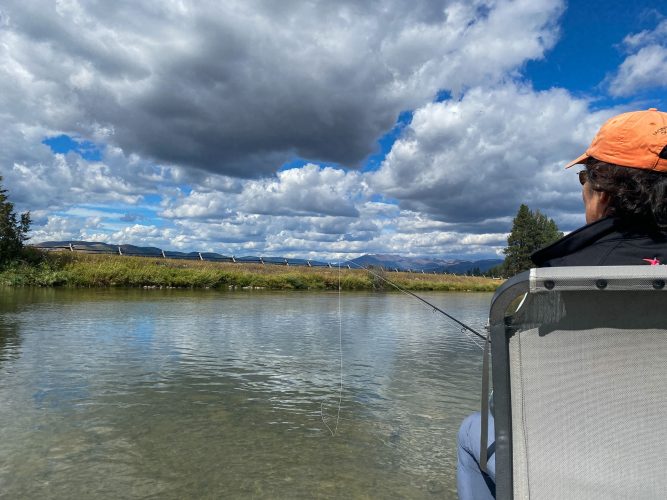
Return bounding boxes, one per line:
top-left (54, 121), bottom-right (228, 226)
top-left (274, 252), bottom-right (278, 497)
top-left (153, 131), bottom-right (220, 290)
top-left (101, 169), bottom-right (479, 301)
top-left (585, 158), bottom-right (667, 232)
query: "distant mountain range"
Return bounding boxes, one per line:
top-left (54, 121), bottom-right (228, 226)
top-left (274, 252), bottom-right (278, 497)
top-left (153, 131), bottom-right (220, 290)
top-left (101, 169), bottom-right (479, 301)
top-left (349, 254), bottom-right (503, 274)
top-left (32, 242), bottom-right (502, 274)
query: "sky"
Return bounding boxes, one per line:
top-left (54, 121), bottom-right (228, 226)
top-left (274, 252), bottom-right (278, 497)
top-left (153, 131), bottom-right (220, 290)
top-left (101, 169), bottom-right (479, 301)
top-left (1, 0), bottom-right (666, 261)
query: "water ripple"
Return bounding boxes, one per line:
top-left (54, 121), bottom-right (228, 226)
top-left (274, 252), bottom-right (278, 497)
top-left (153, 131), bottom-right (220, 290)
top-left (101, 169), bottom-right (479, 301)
top-left (0, 288), bottom-right (491, 499)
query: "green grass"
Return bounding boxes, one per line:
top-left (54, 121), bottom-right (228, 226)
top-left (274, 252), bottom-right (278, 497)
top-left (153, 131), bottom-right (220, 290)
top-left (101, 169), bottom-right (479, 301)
top-left (0, 251), bottom-right (503, 292)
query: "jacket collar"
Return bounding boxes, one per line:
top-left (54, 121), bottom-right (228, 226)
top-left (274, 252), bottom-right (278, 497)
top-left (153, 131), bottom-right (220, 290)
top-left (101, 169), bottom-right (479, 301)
top-left (531, 217), bottom-right (618, 267)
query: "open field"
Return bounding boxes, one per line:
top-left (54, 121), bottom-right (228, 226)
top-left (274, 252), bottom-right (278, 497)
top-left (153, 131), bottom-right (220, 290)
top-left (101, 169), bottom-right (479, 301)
top-left (0, 252), bottom-right (502, 291)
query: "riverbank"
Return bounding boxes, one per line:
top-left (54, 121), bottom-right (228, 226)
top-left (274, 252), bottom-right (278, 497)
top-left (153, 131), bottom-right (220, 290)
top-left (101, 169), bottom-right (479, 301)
top-left (0, 252), bottom-right (502, 291)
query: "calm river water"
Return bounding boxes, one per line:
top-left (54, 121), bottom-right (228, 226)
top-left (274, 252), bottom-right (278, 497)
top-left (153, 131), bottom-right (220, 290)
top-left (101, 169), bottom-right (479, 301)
top-left (0, 288), bottom-right (491, 499)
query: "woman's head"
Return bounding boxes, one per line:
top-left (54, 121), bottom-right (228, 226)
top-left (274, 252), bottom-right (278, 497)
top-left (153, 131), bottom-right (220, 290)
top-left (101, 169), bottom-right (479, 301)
top-left (566, 108), bottom-right (667, 229)
top-left (580, 159), bottom-right (667, 230)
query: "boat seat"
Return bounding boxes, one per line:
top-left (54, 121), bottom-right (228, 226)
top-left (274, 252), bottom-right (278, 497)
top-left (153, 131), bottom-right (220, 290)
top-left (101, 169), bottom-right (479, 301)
top-left (488, 266), bottom-right (667, 499)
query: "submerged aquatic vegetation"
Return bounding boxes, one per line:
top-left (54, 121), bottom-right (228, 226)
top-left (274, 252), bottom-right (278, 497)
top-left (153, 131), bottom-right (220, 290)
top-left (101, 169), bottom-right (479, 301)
top-left (0, 252), bottom-right (502, 291)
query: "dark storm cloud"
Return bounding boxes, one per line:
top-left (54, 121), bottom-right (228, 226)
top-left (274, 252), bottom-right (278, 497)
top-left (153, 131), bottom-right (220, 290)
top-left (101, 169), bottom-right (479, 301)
top-left (1, 0), bottom-right (564, 178)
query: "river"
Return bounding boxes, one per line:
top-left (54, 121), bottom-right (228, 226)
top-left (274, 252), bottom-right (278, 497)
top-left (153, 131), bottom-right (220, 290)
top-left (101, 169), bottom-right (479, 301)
top-left (0, 288), bottom-right (491, 499)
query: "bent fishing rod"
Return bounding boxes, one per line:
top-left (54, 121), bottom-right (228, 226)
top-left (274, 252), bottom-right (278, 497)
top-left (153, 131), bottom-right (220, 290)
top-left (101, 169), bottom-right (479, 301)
top-left (340, 259), bottom-right (487, 345)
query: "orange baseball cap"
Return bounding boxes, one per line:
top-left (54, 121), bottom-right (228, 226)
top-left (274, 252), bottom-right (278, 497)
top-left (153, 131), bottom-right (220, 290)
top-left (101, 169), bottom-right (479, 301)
top-left (565, 108), bottom-right (667, 172)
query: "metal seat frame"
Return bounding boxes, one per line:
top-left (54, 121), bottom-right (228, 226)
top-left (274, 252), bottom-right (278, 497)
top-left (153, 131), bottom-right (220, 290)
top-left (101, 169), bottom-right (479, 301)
top-left (488, 266), bottom-right (667, 499)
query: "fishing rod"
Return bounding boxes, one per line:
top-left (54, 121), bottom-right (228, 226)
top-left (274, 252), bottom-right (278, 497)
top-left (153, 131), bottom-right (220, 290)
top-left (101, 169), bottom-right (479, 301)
top-left (339, 258), bottom-right (487, 345)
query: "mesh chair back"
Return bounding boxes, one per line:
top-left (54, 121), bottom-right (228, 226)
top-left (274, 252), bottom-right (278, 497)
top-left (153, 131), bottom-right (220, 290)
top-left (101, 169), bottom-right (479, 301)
top-left (489, 266), bottom-right (667, 500)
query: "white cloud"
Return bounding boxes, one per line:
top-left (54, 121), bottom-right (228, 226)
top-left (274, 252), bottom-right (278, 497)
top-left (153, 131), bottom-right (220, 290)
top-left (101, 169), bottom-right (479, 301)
top-left (104, 224), bottom-right (176, 247)
top-left (160, 190), bottom-right (236, 220)
top-left (371, 83), bottom-right (617, 228)
top-left (621, 19), bottom-right (667, 50)
top-left (609, 20), bottom-right (667, 96)
top-left (27, 215), bottom-right (82, 242)
top-left (1, 0), bottom-right (564, 177)
top-left (161, 165), bottom-right (369, 220)
top-left (4, 0), bottom-right (625, 261)
top-left (609, 45), bottom-right (667, 97)
top-left (240, 166), bottom-right (368, 217)
top-left (5, 154), bottom-right (143, 210)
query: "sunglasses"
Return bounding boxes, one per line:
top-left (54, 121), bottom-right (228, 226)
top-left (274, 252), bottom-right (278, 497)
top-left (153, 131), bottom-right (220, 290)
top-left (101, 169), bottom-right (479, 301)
top-left (578, 169), bottom-right (589, 185)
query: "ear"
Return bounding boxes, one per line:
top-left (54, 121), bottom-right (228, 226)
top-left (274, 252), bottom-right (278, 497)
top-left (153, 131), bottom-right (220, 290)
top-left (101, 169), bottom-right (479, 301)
top-left (598, 190), bottom-right (612, 214)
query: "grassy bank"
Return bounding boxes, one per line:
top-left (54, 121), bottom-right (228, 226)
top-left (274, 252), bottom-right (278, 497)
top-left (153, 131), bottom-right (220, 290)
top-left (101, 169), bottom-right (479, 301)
top-left (0, 252), bottom-right (502, 291)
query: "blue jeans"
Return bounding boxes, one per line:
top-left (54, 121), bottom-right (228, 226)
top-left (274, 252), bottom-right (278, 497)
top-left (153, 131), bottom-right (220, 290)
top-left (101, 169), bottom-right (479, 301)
top-left (457, 412), bottom-right (496, 500)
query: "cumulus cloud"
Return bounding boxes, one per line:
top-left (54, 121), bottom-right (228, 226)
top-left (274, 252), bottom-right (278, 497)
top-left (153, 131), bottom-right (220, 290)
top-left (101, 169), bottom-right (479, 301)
top-left (1, 0), bottom-right (563, 178)
top-left (5, 154), bottom-right (142, 210)
top-left (28, 214), bottom-right (107, 243)
top-left (240, 166), bottom-right (367, 217)
top-left (0, 132), bottom-right (185, 218)
top-left (161, 165), bottom-right (368, 219)
top-left (621, 19), bottom-right (667, 50)
top-left (160, 190), bottom-right (237, 220)
top-left (371, 83), bottom-right (617, 229)
top-left (101, 224), bottom-right (178, 248)
top-left (147, 173), bottom-right (514, 258)
top-left (608, 20), bottom-right (667, 97)
top-left (7, 0), bottom-right (634, 261)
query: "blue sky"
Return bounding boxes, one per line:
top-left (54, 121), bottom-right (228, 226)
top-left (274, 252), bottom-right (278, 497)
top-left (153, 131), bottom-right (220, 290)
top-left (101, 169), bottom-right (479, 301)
top-left (527, 0), bottom-right (666, 106)
top-left (1, 0), bottom-right (666, 260)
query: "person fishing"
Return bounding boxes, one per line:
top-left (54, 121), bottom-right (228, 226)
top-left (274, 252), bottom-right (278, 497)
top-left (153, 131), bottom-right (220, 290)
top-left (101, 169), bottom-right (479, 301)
top-left (456, 108), bottom-right (667, 499)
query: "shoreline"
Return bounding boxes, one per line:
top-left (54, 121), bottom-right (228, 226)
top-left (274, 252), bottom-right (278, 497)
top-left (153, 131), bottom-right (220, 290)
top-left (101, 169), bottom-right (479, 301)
top-left (0, 252), bottom-right (503, 292)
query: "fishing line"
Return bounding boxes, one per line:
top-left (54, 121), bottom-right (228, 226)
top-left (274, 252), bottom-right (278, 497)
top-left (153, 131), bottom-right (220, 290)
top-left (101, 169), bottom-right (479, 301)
top-left (343, 259), bottom-right (486, 351)
top-left (320, 255), bottom-right (486, 434)
top-left (321, 257), bottom-right (343, 436)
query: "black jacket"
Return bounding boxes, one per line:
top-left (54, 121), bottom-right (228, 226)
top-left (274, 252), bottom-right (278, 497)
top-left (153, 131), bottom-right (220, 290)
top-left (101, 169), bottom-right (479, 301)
top-left (531, 217), bottom-right (667, 267)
